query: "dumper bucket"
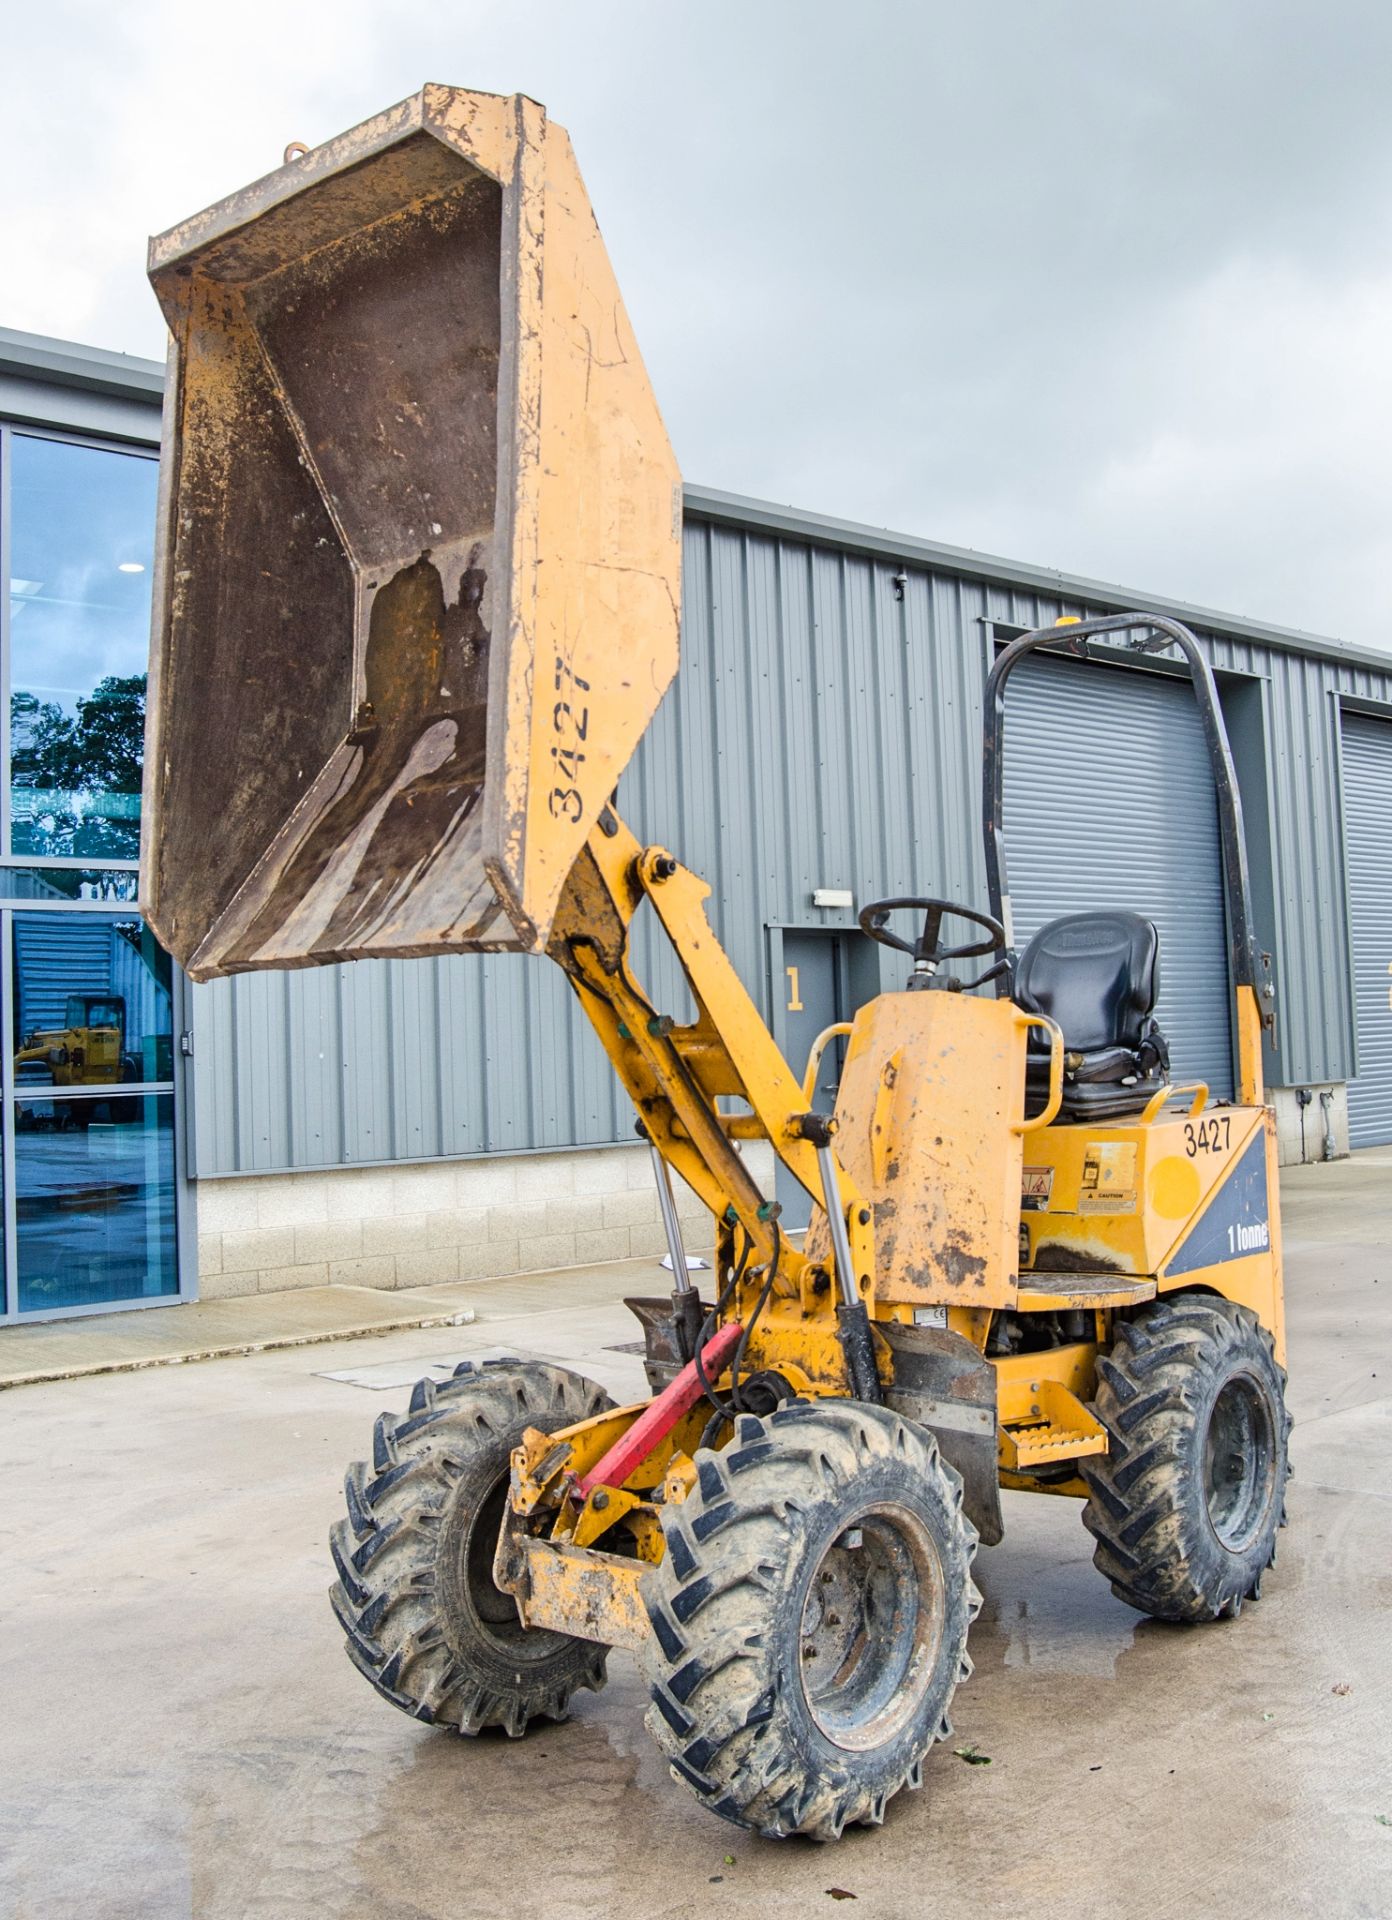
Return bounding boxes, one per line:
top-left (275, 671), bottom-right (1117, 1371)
top-left (141, 85), bottom-right (681, 980)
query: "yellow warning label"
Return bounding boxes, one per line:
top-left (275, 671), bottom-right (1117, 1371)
top-left (1079, 1142), bottom-right (1138, 1214)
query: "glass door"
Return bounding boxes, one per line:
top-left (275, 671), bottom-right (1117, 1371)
top-left (6, 908), bottom-right (179, 1314)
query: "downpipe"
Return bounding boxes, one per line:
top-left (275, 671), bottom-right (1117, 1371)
top-left (1319, 1089), bottom-right (1337, 1162)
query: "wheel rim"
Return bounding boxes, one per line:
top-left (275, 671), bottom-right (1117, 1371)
top-left (798, 1503), bottom-right (946, 1751)
top-left (1203, 1372), bottom-right (1277, 1552)
top-left (455, 1466), bottom-right (565, 1658)
top-left (462, 1470), bottom-right (520, 1631)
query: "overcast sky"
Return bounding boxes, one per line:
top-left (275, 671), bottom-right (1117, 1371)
top-left (5, 0), bottom-right (1391, 648)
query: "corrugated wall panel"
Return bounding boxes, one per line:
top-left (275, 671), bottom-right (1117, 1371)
top-left (1203, 639), bottom-right (1358, 1086)
top-left (1341, 714), bottom-right (1392, 1145)
top-left (226, 971), bottom-right (274, 1169)
top-left (190, 502), bottom-right (1392, 1175)
top-left (285, 965), bottom-right (342, 1165)
top-left (778, 542), bottom-right (824, 911)
top-left (385, 958), bottom-right (439, 1163)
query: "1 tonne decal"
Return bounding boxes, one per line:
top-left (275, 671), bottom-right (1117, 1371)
top-left (1165, 1132), bottom-right (1270, 1276)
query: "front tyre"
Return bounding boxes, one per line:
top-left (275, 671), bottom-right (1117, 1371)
top-left (644, 1401), bottom-right (980, 1841)
top-left (1082, 1294), bottom-right (1291, 1622)
top-left (331, 1359), bottom-right (613, 1736)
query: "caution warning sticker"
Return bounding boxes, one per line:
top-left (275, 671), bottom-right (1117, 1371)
top-left (1078, 1141), bottom-right (1138, 1215)
top-left (1021, 1166), bottom-right (1054, 1211)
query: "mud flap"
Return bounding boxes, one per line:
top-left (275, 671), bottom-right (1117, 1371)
top-left (624, 1294), bottom-right (707, 1393)
top-left (881, 1322), bottom-right (1003, 1546)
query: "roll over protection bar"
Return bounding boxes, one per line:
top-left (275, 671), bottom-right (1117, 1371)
top-left (981, 613), bottom-right (1270, 1015)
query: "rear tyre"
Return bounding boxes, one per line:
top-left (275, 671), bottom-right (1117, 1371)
top-left (330, 1359), bottom-right (613, 1736)
top-left (644, 1400), bottom-right (980, 1841)
top-left (1082, 1294), bottom-right (1291, 1622)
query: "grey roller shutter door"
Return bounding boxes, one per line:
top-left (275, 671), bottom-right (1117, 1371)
top-left (1002, 654), bottom-right (1233, 1099)
top-left (1341, 713), bottom-right (1392, 1147)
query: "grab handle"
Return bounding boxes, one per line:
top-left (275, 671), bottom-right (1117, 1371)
top-left (801, 1022), bottom-right (854, 1106)
top-left (1013, 1012), bottom-right (1064, 1133)
top-left (1139, 1081), bottom-right (1209, 1124)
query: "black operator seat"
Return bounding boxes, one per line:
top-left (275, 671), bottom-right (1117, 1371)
top-left (1015, 911), bottom-right (1170, 1122)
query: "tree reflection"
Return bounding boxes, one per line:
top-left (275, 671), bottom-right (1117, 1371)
top-left (11, 673), bottom-right (145, 858)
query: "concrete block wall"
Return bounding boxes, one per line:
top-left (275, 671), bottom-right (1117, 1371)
top-left (192, 1141), bottom-right (776, 1300)
top-left (1270, 1083), bottom-right (1350, 1165)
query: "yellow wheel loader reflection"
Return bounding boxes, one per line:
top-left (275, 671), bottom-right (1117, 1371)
top-left (14, 993), bottom-right (140, 1126)
top-left (141, 86), bottom-right (1291, 1843)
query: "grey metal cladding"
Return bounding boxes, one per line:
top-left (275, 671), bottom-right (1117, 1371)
top-left (192, 952), bottom-right (630, 1173)
top-left (1341, 712), bottom-right (1392, 1146)
top-left (190, 498), bottom-right (1392, 1174)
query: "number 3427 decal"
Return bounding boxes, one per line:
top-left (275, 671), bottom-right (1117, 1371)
top-left (1184, 1114), bottom-right (1231, 1157)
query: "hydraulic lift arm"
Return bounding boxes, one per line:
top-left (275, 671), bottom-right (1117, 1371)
top-left (546, 808), bottom-right (881, 1395)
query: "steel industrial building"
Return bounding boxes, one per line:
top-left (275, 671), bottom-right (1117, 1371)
top-left (1, 323), bottom-right (1389, 1320)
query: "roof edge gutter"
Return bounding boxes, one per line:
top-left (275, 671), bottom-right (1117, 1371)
top-left (682, 483), bottom-right (1388, 679)
top-left (0, 327), bottom-right (165, 404)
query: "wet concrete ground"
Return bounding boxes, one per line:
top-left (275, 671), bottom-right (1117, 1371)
top-left (2, 1157), bottom-right (1390, 1919)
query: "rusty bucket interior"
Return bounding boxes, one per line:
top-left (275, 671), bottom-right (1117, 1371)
top-left (142, 85), bottom-right (681, 981)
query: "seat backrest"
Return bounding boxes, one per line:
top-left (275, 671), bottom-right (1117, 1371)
top-left (1015, 912), bottom-right (1160, 1053)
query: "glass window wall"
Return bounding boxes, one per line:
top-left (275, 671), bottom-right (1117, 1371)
top-left (9, 432), bottom-right (157, 862)
top-left (1, 424), bottom-right (180, 1319)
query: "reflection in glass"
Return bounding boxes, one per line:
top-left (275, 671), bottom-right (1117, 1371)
top-left (15, 1093), bottom-right (177, 1313)
top-left (13, 913), bottom-right (174, 1094)
top-left (0, 867), bottom-right (139, 904)
top-left (9, 435), bottom-right (158, 860)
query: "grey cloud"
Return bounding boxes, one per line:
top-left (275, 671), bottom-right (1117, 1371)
top-left (3, 0), bottom-right (1389, 643)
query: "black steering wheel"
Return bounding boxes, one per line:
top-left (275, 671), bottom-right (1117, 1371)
top-left (858, 896), bottom-right (1006, 970)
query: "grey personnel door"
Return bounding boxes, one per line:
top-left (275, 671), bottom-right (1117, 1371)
top-left (1342, 713), bottom-right (1392, 1147)
top-left (1002, 652), bottom-right (1234, 1099)
top-left (776, 932), bottom-right (847, 1232)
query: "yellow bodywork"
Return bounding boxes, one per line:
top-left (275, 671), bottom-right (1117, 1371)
top-left (1018, 1097), bottom-right (1285, 1362)
top-left (488, 881), bottom-right (1284, 1644)
top-left (813, 990), bottom-right (1060, 1309)
top-left (489, 923), bottom-right (1283, 1644)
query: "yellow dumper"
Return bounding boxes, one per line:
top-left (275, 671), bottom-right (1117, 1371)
top-left (142, 86), bottom-right (1290, 1841)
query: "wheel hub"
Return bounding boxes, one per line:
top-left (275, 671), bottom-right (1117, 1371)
top-left (1204, 1372), bottom-right (1277, 1552)
top-left (799, 1505), bottom-right (945, 1750)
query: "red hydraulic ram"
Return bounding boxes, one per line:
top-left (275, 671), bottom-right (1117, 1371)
top-left (574, 1320), bottom-right (744, 1499)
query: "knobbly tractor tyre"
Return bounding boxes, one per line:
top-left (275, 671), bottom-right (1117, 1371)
top-left (644, 1400), bottom-right (981, 1841)
top-left (331, 1359), bottom-right (613, 1736)
top-left (1082, 1293), bottom-right (1291, 1623)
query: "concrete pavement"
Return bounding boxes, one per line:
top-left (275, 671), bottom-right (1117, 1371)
top-left (1, 1161), bottom-right (1389, 1919)
top-left (0, 1282), bottom-right (481, 1390)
